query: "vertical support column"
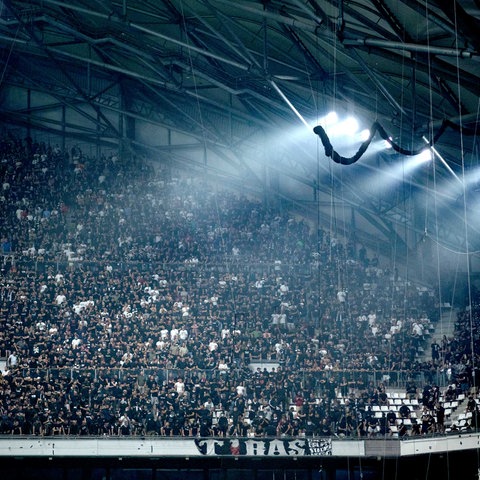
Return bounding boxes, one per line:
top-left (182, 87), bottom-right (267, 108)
top-left (411, 63), bottom-right (417, 129)
top-left (27, 88), bottom-right (31, 140)
top-left (118, 104), bottom-right (124, 157)
top-left (165, 128), bottom-right (172, 180)
top-left (229, 93), bottom-right (233, 147)
top-left (350, 206), bottom-right (357, 258)
top-left (61, 104), bottom-right (66, 152)
top-left (262, 4), bottom-right (268, 74)
top-left (120, 81), bottom-right (136, 162)
top-left (96, 110), bottom-right (101, 159)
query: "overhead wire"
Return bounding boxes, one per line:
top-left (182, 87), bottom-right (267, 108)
top-left (421, 95), bottom-right (480, 256)
top-left (178, 0), bottom-right (209, 165)
top-left (422, 0), bottom-right (447, 381)
top-left (177, 0), bottom-right (244, 375)
top-left (450, 0), bottom-right (477, 398)
top-left (330, 0), bottom-right (350, 372)
top-left (382, 15), bottom-right (410, 469)
top-left (392, 19), bottom-right (408, 397)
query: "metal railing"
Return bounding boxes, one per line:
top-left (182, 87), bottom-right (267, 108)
top-left (7, 366), bottom-right (453, 392)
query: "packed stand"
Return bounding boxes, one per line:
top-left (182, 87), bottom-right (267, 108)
top-left (0, 132), bottom-right (469, 438)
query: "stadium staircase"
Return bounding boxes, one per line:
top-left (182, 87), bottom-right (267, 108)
top-left (333, 306), bottom-right (470, 436)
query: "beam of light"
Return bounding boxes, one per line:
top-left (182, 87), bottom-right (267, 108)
top-left (355, 149), bottom-right (433, 195)
top-left (394, 149), bottom-right (432, 175)
top-left (463, 165), bottom-right (480, 189)
top-left (364, 140), bottom-right (391, 156)
top-left (269, 80), bottom-right (310, 130)
top-left (422, 136), bottom-right (463, 187)
top-left (411, 148), bottom-right (433, 166)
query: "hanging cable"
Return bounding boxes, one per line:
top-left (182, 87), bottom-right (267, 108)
top-left (450, 0), bottom-right (477, 397)
top-left (423, 0), bottom-right (448, 392)
top-left (177, 0), bottom-right (245, 378)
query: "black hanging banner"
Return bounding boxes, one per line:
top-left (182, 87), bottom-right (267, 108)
top-left (313, 119), bottom-right (478, 165)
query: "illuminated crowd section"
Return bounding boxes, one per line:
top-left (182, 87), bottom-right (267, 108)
top-left (0, 133), bottom-right (479, 444)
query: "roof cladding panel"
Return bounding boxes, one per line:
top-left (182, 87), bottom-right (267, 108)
top-left (380, 0), bottom-right (450, 42)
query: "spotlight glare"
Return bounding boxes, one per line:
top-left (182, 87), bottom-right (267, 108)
top-left (343, 117), bottom-right (359, 134)
top-left (324, 111), bottom-right (338, 125)
top-left (317, 111), bottom-right (338, 128)
top-left (359, 129), bottom-right (370, 141)
top-left (326, 116), bottom-right (359, 137)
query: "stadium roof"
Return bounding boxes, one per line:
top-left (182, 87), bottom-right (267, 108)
top-left (1, 0), bottom-right (479, 267)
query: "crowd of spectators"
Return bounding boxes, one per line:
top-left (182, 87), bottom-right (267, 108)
top-left (0, 132), bottom-right (479, 439)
